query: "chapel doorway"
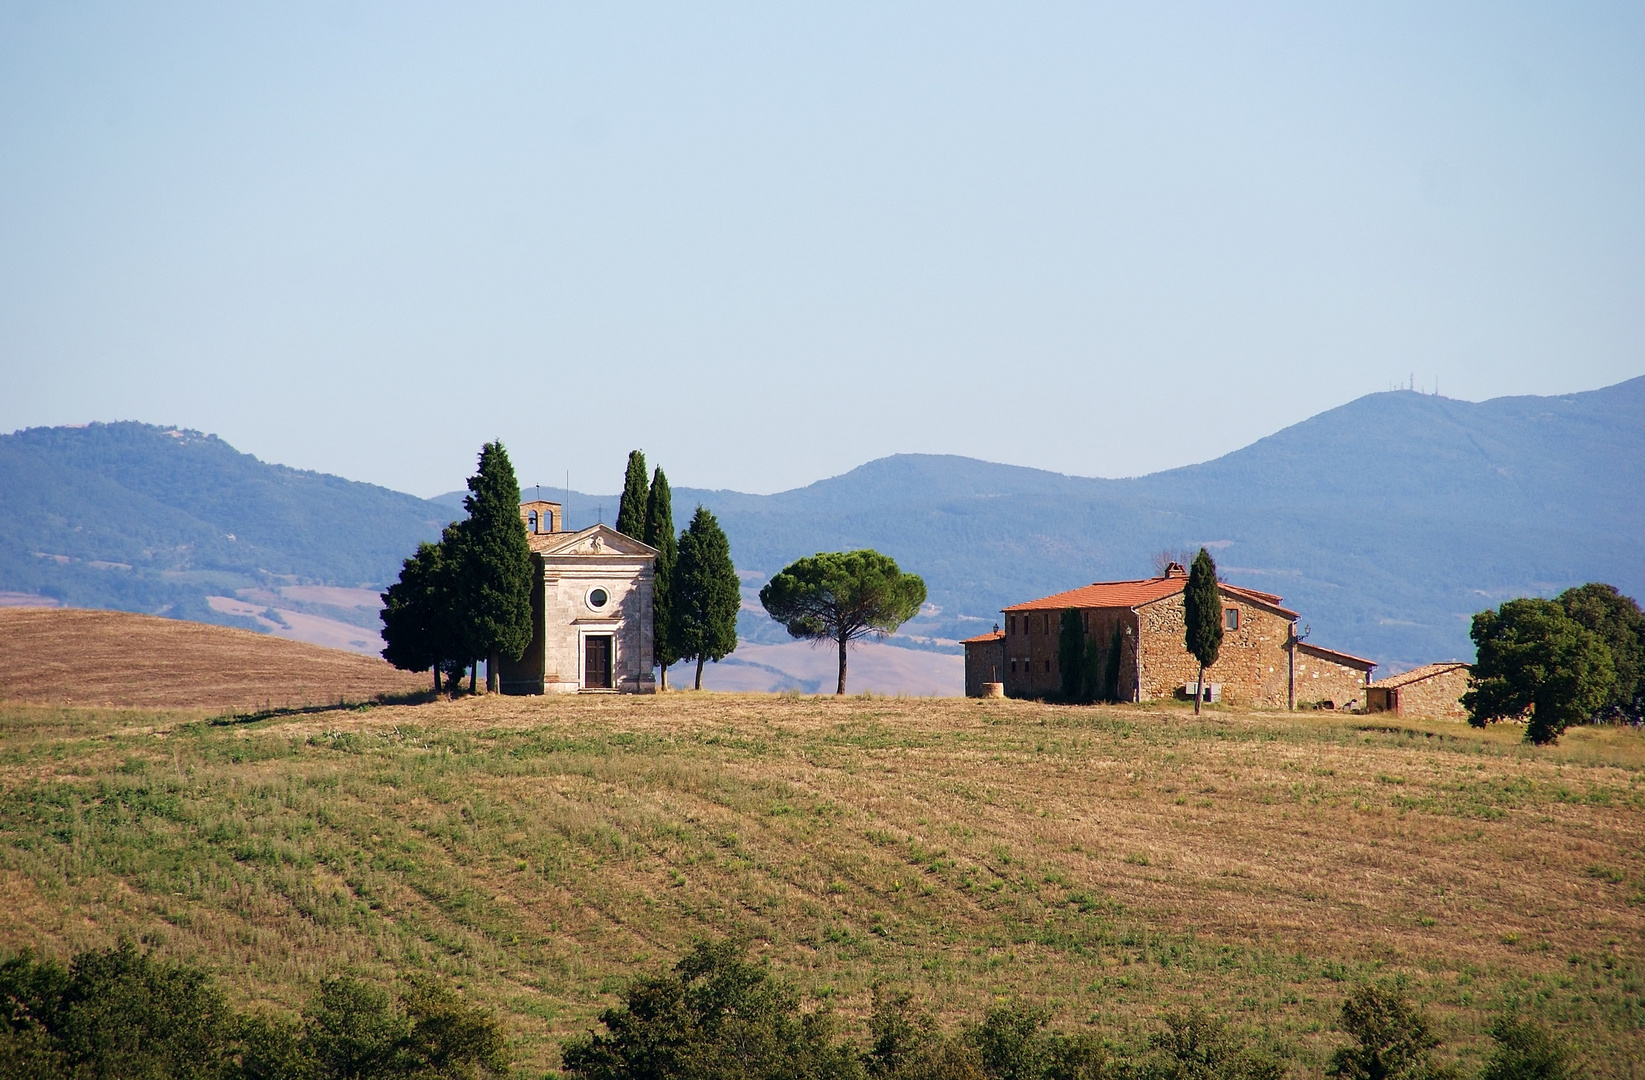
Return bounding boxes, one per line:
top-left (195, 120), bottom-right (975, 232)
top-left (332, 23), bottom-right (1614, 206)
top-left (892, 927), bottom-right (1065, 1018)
top-left (584, 635), bottom-right (613, 690)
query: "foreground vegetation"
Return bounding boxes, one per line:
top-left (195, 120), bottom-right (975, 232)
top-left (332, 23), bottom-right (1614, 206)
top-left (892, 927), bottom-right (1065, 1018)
top-left (0, 695), bottom-right (1639, 1075)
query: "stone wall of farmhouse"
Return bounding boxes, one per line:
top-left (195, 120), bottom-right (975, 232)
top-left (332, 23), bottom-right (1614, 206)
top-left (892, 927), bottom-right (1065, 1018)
top-left (1396, 668), bottom-right (1470, 719)
top-left (964, 638), bottom-right (1006, 697)
top-left (1137, 592), bottom-right (1292, 707)
top-left (1001, 607), bottom-right (1137, 701)
top-left (1293, 650), bottom-right (1370, 710)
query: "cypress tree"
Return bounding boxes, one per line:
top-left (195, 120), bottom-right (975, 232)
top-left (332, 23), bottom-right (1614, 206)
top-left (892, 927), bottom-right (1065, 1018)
top-left (1082, 633), bottom-right (1104, 703)
top-left (1058, 609), bottom-right (1086, 702)
top-left (1183, 547), bottom-right (1223, 715)
top-left (644, 466), bottom-right (679, 690)
top-left (1103, 625), bottom-right (1124, 702)
top-left (381, 540), bottom-right (453, 693)
top-left (453, 441), bottom-right (535, 692)
top-left (672, 506), bottom-right (740, 690)
top-left (615, 450), bottom-right (649, 541)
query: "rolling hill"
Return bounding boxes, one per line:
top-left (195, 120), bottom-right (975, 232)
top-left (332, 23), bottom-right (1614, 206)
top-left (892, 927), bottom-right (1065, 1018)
top-left (4, 376), bottom-right (1642, 676)
top-left (533, 377), bottom-right (1645, 672)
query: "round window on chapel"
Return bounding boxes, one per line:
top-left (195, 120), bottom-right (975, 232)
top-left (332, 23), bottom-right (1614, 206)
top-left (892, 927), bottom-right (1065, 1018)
top-left (587, 587), bottom-right (609, 610)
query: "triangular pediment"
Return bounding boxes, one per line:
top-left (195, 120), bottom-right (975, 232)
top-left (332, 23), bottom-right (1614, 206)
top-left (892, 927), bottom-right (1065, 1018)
top-left (532, 524), bottom-right (658, 558)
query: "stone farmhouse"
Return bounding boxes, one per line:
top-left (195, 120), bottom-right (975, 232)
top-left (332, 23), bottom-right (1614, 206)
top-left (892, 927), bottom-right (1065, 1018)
top-left (968, 563), bottom-right (1374, 709)
top-left (1365, 662), bottom-right (1471, 719)
top-left (495, 500), bottom-right (659, 695)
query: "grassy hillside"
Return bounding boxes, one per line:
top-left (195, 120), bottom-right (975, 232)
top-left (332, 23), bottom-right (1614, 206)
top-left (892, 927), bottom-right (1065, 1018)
top-left (0, 695), bottom-right (1639, 1075)
top-left (0, 608), bottom-right (428, 709)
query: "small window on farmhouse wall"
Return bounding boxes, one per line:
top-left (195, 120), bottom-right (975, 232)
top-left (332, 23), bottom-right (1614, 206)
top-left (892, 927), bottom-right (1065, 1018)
top-left (1010, 659), bottom-right (1017, 673)
top-left (1009, 615), bottom-right (1015, 634)
top-left (1224, 608), bottom-right (1239, 631)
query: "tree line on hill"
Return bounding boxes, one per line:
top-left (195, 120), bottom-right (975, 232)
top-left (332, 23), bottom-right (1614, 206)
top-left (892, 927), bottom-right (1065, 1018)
top-left (615, 450), bottom-right (931, 694)
top-left (380, 443), bottom-right (931, 696)
top-left (0, 939), bottom-right (1576, 1080)
top-left (0, 941), bottom-right (506, 1079)
top-left (378, 445), bottom-right (745, 693)
top-left (563, 940), bottom-right (1569, 1080)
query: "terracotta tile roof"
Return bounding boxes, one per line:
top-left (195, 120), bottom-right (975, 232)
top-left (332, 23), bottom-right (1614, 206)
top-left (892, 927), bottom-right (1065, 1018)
top-left (1297, 641), bottom-right (1377, 671)
top-left (960, 630), bottom-right (1005, 645)
top-left (1002, 576), bottom-right (1298, 618)
top-left (1373, 662), bottom-right (1470, 689)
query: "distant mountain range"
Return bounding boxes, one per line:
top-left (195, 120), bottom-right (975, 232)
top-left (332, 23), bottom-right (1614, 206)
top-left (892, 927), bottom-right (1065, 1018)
top-left (5, 376), bottom-right (1642, 673)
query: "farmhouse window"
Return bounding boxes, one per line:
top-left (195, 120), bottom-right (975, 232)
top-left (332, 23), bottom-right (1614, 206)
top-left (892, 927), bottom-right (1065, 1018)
top-left (1224, 608), bottom-right (1239, 631)
top-left (1010, 659), bottom-right (1017, 673)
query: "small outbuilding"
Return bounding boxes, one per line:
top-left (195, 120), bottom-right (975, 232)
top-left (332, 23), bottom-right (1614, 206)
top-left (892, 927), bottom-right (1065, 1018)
top-left (962, 627), bottom-right (1005, 697)
top-left (1365, 662), bottom-right (1471, 720)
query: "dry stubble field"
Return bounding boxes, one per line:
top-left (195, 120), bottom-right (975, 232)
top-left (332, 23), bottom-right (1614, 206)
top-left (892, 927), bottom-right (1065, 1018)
top-left (0, 692), bottom-right (1640, 1075)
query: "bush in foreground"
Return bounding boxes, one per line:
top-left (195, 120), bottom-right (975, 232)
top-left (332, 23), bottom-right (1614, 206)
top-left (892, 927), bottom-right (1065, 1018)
top-left (0, 943), bottom-right (506, 1080)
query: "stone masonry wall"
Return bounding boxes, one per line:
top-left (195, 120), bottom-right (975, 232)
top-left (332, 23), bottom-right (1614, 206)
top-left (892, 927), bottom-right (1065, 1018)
top-left (1002, 608), bottom-right (1137, 700)
top-left (1397, 667), bottom-right (1470, 719)
top-left (1293, 648), bottom-right (1371, 710)
top-left (1137, 591), bottom-right (1292, 707)
top-left (964, 638), bottom-right (1005, 697)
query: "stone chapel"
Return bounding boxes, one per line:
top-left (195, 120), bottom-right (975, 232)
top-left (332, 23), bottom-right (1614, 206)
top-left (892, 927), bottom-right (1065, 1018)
top-left (495, 499), bottom-right (659, 694)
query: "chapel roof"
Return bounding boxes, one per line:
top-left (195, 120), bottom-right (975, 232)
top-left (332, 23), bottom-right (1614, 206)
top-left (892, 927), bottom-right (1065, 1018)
top-left (528, 523), bottom-right (658, 558)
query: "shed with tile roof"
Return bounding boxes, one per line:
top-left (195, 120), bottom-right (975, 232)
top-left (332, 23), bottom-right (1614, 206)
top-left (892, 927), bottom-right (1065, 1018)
top-left (1366, 662), bottom-right (1471, 720)
top-left (961, 627), bottom-right (1005, 697)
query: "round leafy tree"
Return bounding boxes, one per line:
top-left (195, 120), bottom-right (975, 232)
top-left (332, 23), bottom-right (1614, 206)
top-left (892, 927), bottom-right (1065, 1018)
top-left (1464, 597), bottom-right (1615, 745)
top-left (759, 549), bottom-right (925, 695)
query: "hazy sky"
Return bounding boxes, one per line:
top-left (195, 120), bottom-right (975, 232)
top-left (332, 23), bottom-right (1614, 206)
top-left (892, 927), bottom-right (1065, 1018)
top-left (2, 3), bottom-right (1642, 497)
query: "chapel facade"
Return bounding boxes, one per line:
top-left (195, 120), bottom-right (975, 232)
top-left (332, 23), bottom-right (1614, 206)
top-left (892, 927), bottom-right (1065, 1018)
top-left (495, 499), bottom-right (659, 695)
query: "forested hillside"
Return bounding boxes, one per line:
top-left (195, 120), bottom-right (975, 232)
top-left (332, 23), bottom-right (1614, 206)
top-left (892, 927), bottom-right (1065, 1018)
top-left (5, 378), bottom-right (1641, 670)
top-left (548, 377), bottom-right (1645, 671)
top-left (0, 422), bottom-right (451, 628)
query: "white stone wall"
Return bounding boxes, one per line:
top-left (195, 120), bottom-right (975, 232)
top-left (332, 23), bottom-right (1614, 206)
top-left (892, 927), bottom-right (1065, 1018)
top-left (540, 554), bottom-right (654, 693)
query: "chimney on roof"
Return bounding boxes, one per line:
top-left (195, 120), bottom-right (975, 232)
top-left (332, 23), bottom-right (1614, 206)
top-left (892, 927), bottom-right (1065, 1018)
top-left (1164, 562), bottom-right (1187, 578)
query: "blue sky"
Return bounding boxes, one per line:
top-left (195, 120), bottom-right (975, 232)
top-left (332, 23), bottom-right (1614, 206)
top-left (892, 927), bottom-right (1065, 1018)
top-left (2, 3), bottom-right (1641, 497)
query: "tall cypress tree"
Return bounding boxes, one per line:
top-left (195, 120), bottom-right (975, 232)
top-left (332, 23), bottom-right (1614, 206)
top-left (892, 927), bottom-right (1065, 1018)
top-left (454, 441), bottom-right (535, 692)
top-left (672, 506), bottom-right (740, 690)
top-left (381, 541), bottom-right (450, 693)
top-left (615, 451), bottom-right (649, 541)
top-left (1183, 547), bottom-right (1223, 715)
top-left (644, 466), bottom-right (678, 690)
top-left (1058, 609), bottom-right (1086, 702)
top-left (1103, 625), bottom-right (1124, 702)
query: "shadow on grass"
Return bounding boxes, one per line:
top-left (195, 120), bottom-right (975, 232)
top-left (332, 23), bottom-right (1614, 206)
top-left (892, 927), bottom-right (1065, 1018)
top-left (208, 689), bottom-right (443, 726)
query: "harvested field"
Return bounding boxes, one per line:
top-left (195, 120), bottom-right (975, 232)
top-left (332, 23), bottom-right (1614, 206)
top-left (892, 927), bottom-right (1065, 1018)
top-left (0, 608), bottom-right (427, 710)
top-left (0, 693), bottom-right (1640, 1075)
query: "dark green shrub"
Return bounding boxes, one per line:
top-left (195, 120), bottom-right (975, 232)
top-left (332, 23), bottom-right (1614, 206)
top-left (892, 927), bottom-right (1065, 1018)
top-left (1327, 986), bottom-right (1454, 1080)
top-left (1146, 1007), bottom-right (1281, 1080)
top-left (1478, 1015), bottom-right (1574, 1080)
top-left (560, 939), bottom-right (861, 1080)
